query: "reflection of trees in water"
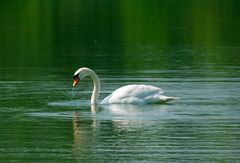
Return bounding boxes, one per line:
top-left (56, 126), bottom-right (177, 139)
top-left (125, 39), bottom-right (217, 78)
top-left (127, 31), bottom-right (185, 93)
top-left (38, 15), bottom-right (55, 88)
top-left (1, 1), bottom-right (240, 71)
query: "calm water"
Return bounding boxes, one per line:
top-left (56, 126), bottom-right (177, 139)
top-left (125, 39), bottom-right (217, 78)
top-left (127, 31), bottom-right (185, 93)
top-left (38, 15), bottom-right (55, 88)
top-left (1, 0), bottom-right (240, 162)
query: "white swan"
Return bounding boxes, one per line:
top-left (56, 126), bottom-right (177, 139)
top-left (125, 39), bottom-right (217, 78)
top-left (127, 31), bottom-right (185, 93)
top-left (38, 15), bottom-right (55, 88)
top-left (73, 67), bottom-right (177, 105)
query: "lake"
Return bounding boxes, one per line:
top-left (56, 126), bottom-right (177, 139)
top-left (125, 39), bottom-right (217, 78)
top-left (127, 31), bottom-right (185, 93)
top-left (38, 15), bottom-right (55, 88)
top-left (0, 0), bottom-right (240, 162)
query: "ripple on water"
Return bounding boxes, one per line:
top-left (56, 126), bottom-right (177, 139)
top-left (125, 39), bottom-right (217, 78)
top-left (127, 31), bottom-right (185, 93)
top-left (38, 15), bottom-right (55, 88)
top-left (48, 100), bottom-right (90, 107)
top-left (27, 112), bottom-right (74, 120)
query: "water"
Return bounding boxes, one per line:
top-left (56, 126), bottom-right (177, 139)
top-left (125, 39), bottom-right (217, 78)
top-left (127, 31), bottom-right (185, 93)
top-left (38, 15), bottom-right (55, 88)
top-left (1, 67), bottom-right (240, 162)
top-left (1, 0), bottom-right (240, 162)
top-left (72, 87), bottom-right (75, 97)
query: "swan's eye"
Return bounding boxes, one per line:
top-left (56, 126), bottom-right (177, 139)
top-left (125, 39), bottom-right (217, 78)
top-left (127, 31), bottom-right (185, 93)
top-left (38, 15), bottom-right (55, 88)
top-left (73, 74), bottom-right (80, 80)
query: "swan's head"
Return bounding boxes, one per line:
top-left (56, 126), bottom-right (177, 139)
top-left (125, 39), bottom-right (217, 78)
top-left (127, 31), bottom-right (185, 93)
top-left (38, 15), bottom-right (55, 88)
top-left (72, 67), bottom-right (90, 87)
top-left (73, 75), bottom-right (80, 87)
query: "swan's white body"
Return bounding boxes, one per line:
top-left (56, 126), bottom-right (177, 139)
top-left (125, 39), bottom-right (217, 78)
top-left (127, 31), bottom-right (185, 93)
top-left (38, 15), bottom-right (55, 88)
top-left (101, 84), bottom-right (175, 104)
top-left (73, 67), bottom-right (177, 105)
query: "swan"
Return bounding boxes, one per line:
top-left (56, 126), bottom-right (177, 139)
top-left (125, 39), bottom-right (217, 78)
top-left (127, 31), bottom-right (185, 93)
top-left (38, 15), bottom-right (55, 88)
top-left (72, 67), bottom-right (177, 105)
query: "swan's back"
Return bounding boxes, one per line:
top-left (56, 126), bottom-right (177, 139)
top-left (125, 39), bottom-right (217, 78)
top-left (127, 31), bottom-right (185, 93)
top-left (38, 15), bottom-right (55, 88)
top-left (101, 84), bottom-right (176, 104)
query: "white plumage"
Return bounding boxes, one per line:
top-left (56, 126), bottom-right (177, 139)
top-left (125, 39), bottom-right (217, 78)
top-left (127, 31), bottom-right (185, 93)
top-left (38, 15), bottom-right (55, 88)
top-left (101, 84), bottom-right (176, 104)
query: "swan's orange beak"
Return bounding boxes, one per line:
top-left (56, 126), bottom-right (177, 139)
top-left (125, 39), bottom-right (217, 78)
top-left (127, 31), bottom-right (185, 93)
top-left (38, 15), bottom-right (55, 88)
top-left (73, 76), bottom-right (79, 87)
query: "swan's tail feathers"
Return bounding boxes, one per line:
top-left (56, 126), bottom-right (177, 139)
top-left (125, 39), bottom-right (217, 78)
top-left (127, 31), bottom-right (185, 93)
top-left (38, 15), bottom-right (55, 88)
top-left (161, 96), bottom-right (179, 102)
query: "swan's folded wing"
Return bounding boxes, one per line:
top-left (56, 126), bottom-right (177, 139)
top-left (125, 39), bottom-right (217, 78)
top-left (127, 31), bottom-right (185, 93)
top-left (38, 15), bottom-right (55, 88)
top-left (101, 84), bottom-right (164, 104)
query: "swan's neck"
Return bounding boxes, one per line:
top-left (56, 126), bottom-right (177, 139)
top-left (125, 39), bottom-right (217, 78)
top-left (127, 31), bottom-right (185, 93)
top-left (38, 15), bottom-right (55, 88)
top-left (88, 70), bottom-right (100, 105)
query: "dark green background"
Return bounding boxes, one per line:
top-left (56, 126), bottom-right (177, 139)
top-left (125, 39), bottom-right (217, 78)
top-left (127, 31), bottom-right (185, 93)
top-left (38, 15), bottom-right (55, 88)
top-left (1, 0), bottom-right (240, 71)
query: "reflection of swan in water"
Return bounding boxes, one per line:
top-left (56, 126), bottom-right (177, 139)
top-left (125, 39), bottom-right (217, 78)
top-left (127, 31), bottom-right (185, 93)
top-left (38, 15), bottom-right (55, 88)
top-left (100, 104), bottom-right (170, 120)
top-left (72, 105), bottom-right (100, 160)
top-left (72, 104), bottom-right (173, 160)
top-left (73, 67), bottom-right (177, 105)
